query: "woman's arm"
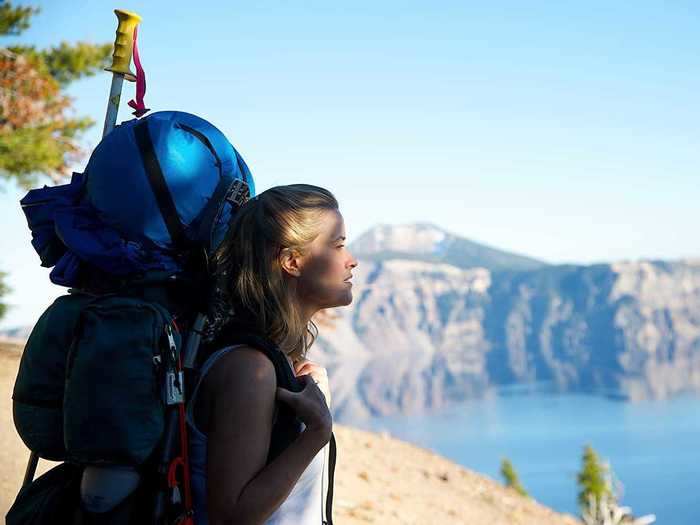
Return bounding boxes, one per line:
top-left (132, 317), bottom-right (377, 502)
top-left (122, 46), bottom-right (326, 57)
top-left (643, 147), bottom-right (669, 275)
top-left (203, 347), bottom-right (331, 525)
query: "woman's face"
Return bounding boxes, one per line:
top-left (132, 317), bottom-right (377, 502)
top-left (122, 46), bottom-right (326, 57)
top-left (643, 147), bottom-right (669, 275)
top-left (294, 209), bottom-right (358, 311)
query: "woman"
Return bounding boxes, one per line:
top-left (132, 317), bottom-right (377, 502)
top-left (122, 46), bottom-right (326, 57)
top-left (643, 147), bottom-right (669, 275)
top-left (186, 184), bottom-right (359, 524)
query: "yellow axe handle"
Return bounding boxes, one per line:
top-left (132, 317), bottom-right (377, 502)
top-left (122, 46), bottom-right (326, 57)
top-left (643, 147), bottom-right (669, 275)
top-left (102, 9), bottom-right (142, 136)
top-left (104, 9), bottom-right (142, 82)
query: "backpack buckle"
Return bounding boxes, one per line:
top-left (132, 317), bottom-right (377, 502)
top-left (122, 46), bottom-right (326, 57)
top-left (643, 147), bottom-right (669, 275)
top-left (225, 179), bottom-right (251, 208)
top-left (165, 370), bottom-right (184, 405)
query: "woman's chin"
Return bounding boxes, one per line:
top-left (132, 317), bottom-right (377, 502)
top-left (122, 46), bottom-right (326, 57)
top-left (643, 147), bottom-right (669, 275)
top-left (335, 288), bottom-right (353, 307)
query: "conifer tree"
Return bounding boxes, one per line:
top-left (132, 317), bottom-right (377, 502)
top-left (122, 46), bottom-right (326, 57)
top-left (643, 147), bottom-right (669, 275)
top-left (577, 444), bottom-right (613, 510)
top-left (500, 458), bottom-right (529, 497)
top-left (0, 0), bottom-right (111, 188)
top-left (577, 445), bottom-right (656, 524)
top-left (0, 1), bottom-right (111, 319)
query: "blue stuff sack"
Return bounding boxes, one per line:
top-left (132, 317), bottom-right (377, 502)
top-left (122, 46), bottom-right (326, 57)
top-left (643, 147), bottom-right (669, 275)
top-left (20, 111), bottom-right (255, 287)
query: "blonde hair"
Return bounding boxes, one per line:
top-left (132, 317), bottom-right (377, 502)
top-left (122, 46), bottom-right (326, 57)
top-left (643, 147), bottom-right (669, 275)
top-left (209, 184), bottom-right (339, 363)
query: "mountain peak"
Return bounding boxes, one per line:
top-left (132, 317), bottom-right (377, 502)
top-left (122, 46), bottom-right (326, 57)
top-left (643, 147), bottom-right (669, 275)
top-left (350, 223), bottom-right (546, 272)
top-left (351, 223), bottom-right (451, 257)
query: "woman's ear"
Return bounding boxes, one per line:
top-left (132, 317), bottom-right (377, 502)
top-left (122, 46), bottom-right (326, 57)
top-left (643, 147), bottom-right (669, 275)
top-left (279, 248), bottom-right (303, 277)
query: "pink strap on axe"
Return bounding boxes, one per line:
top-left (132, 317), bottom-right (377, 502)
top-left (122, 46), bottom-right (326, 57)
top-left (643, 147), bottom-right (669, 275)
top-left (128, 25), bottom-right (150, 117)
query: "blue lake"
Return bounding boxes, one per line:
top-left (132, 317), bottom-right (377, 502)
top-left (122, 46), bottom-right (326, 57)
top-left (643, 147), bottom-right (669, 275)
top-left (353, 389), bottom-right (700, 524)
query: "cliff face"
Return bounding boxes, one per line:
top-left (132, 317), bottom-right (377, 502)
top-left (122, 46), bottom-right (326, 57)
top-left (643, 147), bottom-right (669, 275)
top-left (485, 260), bottom-right (700, 398)
top-left (314, 255), bottom-right (700, 423)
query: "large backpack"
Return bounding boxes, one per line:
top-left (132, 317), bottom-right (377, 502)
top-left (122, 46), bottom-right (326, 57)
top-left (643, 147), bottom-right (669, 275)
top-left (8, 111), bottom-right (260, 524)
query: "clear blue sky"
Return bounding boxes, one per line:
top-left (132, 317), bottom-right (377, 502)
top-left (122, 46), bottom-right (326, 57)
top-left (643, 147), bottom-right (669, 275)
top-left (2, 0), bottom-right (699, 328)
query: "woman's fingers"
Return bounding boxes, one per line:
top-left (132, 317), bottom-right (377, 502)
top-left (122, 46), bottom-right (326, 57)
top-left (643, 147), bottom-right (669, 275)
top-left (288, 360), bottom-right (332, 409)
top-left (295, 361), bottom-right (328, 382)
top-left (294, 360), bottom-right (313, 375)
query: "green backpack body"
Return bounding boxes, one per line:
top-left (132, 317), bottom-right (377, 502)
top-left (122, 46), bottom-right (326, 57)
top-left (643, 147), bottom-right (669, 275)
top-left (13, 291), bottom-right (181, 466)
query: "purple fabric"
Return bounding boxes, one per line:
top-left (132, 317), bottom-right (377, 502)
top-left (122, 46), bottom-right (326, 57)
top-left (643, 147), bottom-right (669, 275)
top-left (21, 172), bottom-right (181, 287)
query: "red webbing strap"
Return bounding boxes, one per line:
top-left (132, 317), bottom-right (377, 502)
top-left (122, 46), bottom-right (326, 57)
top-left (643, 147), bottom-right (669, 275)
top-left (167, 456), bottom-right (184, 487)
top-left (165, 349), bottom-right (194, 524)
top-left (128, 25), bottom-right (150, 117)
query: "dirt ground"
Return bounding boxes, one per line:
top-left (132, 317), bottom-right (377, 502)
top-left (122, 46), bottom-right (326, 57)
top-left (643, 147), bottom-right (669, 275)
top-left (1, 342), bottom-right (580, 524)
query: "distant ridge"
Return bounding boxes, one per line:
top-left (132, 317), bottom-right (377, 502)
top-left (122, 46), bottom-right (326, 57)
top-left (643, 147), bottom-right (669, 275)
top-left (350, 223), bottom-right (547, 272)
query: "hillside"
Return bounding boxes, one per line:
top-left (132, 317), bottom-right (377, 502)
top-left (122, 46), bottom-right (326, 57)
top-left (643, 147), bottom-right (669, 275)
top-left (0, 343), bottom-right (580, 524)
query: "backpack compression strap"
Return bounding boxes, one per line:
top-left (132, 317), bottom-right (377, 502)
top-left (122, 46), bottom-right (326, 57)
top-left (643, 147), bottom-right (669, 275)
top-left (134, 120), bottom-right (190, 252)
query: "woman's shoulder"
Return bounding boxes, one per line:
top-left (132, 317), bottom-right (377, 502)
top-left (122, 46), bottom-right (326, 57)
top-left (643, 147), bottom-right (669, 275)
top-left (192, 344), bottom-right (279, 435)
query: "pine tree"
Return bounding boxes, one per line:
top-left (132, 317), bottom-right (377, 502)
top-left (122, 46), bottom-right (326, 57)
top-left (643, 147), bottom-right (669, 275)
top-left (577, 445), bottom-right (656, 525)
top-left (577, 444), bottom-right (613, 510)
top-left (500, 458), bottom-right (529, 497)
top-left (0, 0), bottom-right (111, 188)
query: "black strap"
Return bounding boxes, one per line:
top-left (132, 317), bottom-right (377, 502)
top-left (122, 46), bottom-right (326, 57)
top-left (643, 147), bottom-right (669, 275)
top-left (134, 120), bottom-right (189, 252)
top-left (193, 176), bottom-right (251, 253)
top-left (324, 432), bottom-right (336, 525)
top-left (207, 330), bottom-right (301, 393)
top-left (194, 174), bottom-right (233, 251)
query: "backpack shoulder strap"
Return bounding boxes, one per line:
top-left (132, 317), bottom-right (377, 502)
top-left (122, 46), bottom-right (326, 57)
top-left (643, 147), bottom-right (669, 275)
top-left (200, 327), bottom-right (302, 394)
top-left (228, 333), bottom-right (300, 391)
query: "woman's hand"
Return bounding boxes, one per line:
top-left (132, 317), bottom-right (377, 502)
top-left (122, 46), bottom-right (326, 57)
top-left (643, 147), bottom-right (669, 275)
top-left (294, 358), bottom-right (331, 408)
top-left (276, 375), bottom-right (332, 442)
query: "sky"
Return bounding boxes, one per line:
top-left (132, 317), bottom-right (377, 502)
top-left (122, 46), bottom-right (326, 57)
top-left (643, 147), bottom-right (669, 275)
top-left (1, 0), bottom-right (699, 329)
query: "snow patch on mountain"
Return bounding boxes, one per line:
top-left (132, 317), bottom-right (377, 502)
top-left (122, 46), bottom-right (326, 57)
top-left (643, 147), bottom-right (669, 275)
top-left (352, 223), bottom-right (450, 256)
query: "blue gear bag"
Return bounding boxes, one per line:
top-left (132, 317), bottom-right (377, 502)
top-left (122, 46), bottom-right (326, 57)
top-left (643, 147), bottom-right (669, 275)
top-left (21, 110), bottom-right (254, 286)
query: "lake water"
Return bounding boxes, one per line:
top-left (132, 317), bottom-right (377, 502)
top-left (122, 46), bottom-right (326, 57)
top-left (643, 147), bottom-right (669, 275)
top-left (353, 389), bottom-right (700, 524)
